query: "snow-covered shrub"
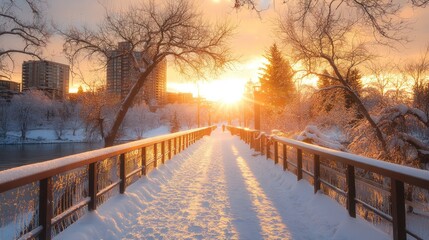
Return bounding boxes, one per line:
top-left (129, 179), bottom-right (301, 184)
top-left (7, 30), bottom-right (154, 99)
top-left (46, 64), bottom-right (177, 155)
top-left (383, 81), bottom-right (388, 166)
top-left (349, 104), bottom-right (429, 168)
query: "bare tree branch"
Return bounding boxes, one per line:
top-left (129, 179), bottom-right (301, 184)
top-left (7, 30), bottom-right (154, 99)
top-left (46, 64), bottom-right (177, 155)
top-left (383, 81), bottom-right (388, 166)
top-left (60, 0), bottom-right (234, 146)
top-left (0, 0), bottom-right (50, 76)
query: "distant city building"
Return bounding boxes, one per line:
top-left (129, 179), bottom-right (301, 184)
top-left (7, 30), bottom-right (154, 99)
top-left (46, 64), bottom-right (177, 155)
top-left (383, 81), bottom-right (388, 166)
top-left (22, 60), bottom-right (70, 100)
top-left (166, 92), bottom-right (194, 104)
top-left (0, 79), bottom-right (20, 101)
top-left (106, 42), bottom-right (167, 105)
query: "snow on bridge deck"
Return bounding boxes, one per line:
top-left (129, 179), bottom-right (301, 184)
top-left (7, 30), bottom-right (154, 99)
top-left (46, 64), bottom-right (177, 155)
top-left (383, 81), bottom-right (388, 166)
top-left (57, 128), bottom-right (388, 240)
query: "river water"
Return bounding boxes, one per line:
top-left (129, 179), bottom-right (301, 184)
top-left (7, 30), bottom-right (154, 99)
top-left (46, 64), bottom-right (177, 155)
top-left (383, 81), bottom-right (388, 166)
top-left (0, 142), bottom-right (104, 171)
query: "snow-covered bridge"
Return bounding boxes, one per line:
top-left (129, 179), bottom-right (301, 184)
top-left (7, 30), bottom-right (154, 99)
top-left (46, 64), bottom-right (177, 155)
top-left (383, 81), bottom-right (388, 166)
top-left (56, 128), bottom-right (387, 239)
top-left (0, 126), bottom-right (428, 240)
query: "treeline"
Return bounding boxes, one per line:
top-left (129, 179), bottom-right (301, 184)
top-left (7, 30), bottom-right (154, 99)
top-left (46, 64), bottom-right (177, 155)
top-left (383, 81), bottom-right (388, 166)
top-left (0, 90), bottom-right (208, 142)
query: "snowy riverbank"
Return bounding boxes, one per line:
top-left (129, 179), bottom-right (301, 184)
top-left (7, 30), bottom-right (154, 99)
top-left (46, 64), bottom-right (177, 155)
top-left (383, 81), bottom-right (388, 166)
top-left (0, 126), bottom-right (171, 145)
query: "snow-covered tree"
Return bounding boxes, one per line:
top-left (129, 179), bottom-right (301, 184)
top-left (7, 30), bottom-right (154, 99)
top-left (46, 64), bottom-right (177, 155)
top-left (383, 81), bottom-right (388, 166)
top-left (278, 1), bottom-right (387, 152)
top-left (10, 90), bottom-right (49, 140)
top-left (170, 112), bottom-right (180, 133)
top-left (0, 101), bottom-right (10, 138)
top-left (259, 43), bottom-right (295, 110)
top-left (124, 103), bottom-right (160, 139)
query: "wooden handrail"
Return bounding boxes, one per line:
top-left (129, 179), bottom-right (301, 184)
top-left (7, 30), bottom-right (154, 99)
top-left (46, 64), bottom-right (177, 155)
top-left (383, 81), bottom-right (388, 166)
top-left (227, 125), bottom-right (429, 240)
top-left (0, 127), bottom-right (214, 194)
top-left (0, 126), bottom-right (216, 240)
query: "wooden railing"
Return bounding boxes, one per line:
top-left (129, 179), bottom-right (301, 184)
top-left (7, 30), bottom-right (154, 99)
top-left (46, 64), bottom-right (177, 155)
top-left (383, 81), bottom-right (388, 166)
top-left (0, 126), bottom-right (215, 240)
top-left (227, 126), bottom-right (429, 240)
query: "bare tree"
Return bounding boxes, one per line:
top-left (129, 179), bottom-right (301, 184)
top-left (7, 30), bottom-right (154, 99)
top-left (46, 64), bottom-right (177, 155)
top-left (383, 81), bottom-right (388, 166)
top-left (240, 0), bottom-right (427, 39)
top-left (61, 0), bottom-right (234, 146)
top-left (367, 63), bottom-right (395, 100)
top-left (79, 88), bottom-right (120, 142)
top-left (402, 44), bottom-right (429, 118)
top-left (278, 0), bottom-right (388, 152)
top-left (0, 0), bottom-right (50, 76)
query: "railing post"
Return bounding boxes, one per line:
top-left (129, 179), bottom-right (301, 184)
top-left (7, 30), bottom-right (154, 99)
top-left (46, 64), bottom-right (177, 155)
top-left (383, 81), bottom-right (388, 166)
top-left (261, 135), bottom-right (265, 155)
top-left (178, 136), bottom-right (182, 152)
top-left (154, 144), bottom-right (158, 168)
top-left (88, 162), bottom-right (98, 211)
top-left (274, 141), bottom-right (279, 164)
top-left (391, 178), bottom-right (406, 240)
top-left (283, 144), bottom-right (287, 171)
top-left (120, 153), bottom-right (126, 194)
top-left (297, 149), bottom-right (302, 181)
top-left (161, 141), bottom-right (166, 164)
top-left (39, 177), bottom-right (53, 240)
top-left (313, 155), bottom-right (320, 194)
top-left (346, 165), bottom-right (356, 218)
top-left (141, 147), bottom-right (146, 176)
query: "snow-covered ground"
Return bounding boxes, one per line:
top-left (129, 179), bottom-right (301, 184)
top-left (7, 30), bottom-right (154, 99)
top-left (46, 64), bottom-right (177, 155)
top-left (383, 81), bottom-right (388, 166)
top-left (56, 128), bottom-right (388, 240)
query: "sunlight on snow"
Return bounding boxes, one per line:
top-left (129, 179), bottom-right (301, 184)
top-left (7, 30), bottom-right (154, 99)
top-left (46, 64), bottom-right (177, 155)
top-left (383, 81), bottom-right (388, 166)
top-left (232, 147), bottom-right (291, 239)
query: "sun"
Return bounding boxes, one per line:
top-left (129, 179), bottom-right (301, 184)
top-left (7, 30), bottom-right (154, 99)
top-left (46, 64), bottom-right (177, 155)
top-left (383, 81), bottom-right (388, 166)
top-left (199, 79), bottom-right (245, 104)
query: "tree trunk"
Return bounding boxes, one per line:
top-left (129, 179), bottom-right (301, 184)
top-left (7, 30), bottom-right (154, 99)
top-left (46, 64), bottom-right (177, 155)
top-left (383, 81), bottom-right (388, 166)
top-left (327, 58), bottom-right (388, 153)
top-left (104, 63), bottom-right (158, 147)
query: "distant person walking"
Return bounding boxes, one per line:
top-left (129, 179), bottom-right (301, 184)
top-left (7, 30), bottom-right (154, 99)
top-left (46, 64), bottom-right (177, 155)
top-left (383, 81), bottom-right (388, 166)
top-left (222, 125), bottom-right (225, 132)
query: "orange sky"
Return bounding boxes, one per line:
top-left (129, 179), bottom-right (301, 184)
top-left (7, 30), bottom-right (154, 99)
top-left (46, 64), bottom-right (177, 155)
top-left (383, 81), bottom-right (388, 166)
top-left (5, 0), bottom-right (429, 101)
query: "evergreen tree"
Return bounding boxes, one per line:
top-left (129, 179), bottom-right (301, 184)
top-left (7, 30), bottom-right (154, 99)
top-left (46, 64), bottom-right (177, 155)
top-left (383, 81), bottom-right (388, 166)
top-left (259, 43), bottom-right (295, 110)
top-left (317, 68), bottom-right (363, 111)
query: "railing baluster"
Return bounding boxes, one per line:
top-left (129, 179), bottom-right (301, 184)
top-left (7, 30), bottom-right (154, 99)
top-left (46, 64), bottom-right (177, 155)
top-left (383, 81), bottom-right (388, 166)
top-left (141, 147), bottom-right (146, 176)
top-left (88, 162), bottom-right (98, 211)
top-left (161, 141), bottom-right (166, 164)
top-left (313, 154), bottom-right (320, 194)
top-left (391, 178), bottom-right (406, 240)
top-left (346, 164), bottom-right (356, 218)
top-left (297, 149), bottom-right (302, 181)
top-left (120, 153), bottom-right (126, 194)
top-left (265, 137), bottom-right (271, 159)
top-left (283, 144), bottom-right (287, 171)
top-left (168, 139), bottom-right (172, 160)
top-left (274, 141), bottom-right (279, 164)
top-left (39, 177), bottom-right (53, 240)
top-left (154, 143), bottom-right (158, 168)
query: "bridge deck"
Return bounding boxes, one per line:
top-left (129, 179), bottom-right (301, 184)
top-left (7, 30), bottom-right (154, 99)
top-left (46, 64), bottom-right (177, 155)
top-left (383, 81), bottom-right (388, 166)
top-left (57, 128), bottom-right (388, 240)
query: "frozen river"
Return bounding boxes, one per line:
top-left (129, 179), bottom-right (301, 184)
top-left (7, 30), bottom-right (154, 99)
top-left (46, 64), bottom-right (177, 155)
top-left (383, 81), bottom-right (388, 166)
top-left (0, 142), bottom-right (103, 171)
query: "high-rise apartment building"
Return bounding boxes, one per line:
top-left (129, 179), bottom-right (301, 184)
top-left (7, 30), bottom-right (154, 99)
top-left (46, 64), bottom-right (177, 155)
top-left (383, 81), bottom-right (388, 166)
top-left (106, 42), bottom-right (167, 105)
top-left (22, 60), bottom-right (70, 100)
top-left (0, 79), bottom-right (20, 101)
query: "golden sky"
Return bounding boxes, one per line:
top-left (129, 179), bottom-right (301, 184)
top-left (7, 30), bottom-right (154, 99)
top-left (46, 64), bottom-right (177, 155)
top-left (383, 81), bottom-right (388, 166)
top-left (5, 0), bottom-right (429, 101)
